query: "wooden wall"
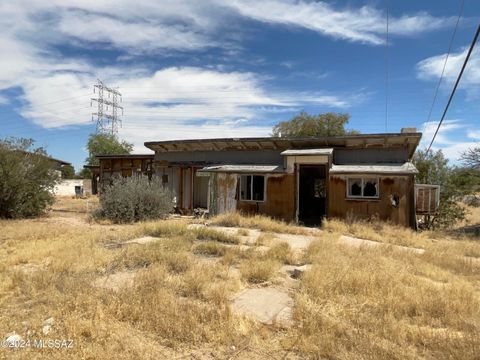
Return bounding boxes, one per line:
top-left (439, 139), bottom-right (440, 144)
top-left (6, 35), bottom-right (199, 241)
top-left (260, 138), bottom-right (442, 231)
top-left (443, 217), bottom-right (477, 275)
top-left (98, 157), bottom-right (153, 189)
top-left (328, 175), bottom-right (415, 227)
top-left (236, 174), bottom-right (295, 222)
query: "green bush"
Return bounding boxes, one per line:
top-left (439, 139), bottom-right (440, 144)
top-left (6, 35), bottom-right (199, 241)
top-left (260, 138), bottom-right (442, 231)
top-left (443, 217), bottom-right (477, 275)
top-left (95, 175), bottom-right (174, 223)
top-left (0, 138), bottom-right (59, 219)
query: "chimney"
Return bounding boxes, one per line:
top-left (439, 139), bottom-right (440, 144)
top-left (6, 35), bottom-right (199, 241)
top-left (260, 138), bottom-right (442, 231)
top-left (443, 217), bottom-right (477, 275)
top-left (401, 127), bottom-right (417, 133)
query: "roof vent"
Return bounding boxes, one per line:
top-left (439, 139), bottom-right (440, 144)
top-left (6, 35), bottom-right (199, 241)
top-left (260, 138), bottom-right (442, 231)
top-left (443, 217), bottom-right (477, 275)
top-left (401, 127), bottom-right (416, 133)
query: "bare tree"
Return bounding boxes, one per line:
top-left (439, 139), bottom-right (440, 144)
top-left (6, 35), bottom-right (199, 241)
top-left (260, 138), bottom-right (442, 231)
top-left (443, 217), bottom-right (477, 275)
top-left (461, 145), bottom-right (480, 169)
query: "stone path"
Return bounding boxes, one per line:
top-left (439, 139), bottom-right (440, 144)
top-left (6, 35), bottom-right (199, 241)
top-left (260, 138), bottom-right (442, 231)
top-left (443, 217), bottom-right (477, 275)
top-left (104, 236), bottom-right (162, 249)
top-left (339, 235), bottom-right (425, 254)
top-left (232, 288), bottom-right (293, 327)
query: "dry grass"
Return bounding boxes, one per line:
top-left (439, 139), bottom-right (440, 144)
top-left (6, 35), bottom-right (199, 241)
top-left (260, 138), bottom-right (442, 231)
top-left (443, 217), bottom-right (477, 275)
top-left (193, 241), bottom-right (227, 257)
top-left (324, 217), bottom-right (433, 248)
top-left (266, 242), bottom-right (297, 265)
top-left (193, 227), bottom-right (240, 244)
top-left (255, 232), bottom-right (274, 246)
top-left (240, 258), bottom-right (280, 284)
top-left (285, 239), bottom-right (480, 359)
top-left (236, 228), bottom-right (249, 236)
top-left (1, 199), bottom-right (480, 359)
top-left (50, 195), bottom-right (99, 213)
top-left (211, 212), bottom-right (310, 235)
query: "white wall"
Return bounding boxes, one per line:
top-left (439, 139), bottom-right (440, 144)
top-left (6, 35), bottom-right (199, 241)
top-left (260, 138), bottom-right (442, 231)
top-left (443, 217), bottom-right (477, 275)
top-left (54, 179), bottom-right (92, 196)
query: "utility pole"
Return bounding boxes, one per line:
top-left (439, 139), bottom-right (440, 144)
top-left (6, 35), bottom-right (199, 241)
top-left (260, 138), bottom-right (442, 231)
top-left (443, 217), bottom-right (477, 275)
top-left (91, 79), bottom-right (124, 136)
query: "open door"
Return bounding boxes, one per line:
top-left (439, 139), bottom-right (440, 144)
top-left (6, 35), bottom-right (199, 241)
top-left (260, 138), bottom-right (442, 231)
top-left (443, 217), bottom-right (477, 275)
top-left (298, 165), bottom-right (327, 226)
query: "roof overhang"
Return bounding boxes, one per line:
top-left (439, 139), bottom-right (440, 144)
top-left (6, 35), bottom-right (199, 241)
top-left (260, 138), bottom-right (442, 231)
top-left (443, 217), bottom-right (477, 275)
top-left (95, 154), bottom-right (154, 160)
top-left (281, 148), bottom-right (334, 156)
top-left (198, 164), bottom-right (285, 174)
top-left (330, 162), bottom-right (418, 175)
top-left (144, 133), bottom-right (421, 159)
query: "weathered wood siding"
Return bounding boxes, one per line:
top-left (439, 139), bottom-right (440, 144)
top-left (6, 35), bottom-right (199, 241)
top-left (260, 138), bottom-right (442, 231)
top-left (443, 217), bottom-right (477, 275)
top-left (209, 173), bottom-right (237, 215)
top-left (328, 175), bottom-right (415, 227)
top-left (98, 157), bottom-right (153, 189)
top-left (236, 174), bottom-right (295, 222)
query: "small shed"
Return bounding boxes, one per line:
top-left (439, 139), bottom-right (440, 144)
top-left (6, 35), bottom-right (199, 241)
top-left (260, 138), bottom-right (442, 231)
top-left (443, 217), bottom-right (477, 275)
top-left (415, 184), bottom-right (441, 215)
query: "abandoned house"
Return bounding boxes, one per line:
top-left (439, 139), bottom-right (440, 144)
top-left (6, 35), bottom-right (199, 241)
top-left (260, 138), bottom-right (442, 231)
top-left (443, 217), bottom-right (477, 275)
top-left (85, 154), bottom-right (154, 195)
top-left (107, 128), bottom-right (427, 228)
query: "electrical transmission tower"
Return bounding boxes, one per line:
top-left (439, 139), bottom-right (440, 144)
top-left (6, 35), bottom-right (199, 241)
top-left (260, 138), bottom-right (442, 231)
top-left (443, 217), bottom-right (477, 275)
top-left (91, 79), bottom-right (124, 135)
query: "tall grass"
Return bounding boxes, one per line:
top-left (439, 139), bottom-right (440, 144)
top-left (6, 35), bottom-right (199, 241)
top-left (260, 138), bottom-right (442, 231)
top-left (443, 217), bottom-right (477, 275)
top-left (2, 205), bottom-right (480, 359)
top-left (286, 239), bottom-right (480, 359)
top-left (240, 258), bottom-right (280, 284)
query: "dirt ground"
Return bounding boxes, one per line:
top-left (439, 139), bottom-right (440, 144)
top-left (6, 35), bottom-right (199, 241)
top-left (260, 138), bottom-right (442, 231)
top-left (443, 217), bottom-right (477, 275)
top-left (1, 196), bottom-right (479, 359)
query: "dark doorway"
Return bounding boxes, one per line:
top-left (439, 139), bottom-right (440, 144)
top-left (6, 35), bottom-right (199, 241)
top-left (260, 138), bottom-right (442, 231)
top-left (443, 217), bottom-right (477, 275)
top-left (298, 165), bottom-right (327, 226)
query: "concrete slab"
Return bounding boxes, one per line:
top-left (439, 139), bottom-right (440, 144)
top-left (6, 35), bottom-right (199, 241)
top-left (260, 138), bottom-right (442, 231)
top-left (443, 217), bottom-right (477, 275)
top-left (272, 233), bottom-right (317, 251)
top-left (124, 236), bottom-right (162, 245)
top-left (339, 235), bottom-right (425, 254)
top-left (232, 288), bottom-right (293, 326)
top-left (92, 270), bottom-right (137, 292)
top-left (104, 236), bottom-right (163, 249)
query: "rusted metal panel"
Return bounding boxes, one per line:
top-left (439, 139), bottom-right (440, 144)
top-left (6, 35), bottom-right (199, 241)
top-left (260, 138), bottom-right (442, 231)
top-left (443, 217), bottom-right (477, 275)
top-left (328, 175), bottom-right (415, 227)
top-left (236, 174), bottom-right (295, 222)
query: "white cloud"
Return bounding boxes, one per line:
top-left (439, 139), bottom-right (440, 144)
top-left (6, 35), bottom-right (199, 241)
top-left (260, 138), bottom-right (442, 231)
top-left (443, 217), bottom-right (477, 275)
top-left (0, 0), bottom-right (448, 150)
top-left (417, 47), bottom-right (480, 86)
top-left (221, 0), bottom-right (452, 45)
top-left (419, 120), bottom-right (478, 163)
top-left (56, 10), bottom-right (214, 53)
top-left (419, 120), bottom-right (465, 147)
top-left (18, 65), bottom-right (359, 130)
top-left (468, 131), bottom-right (480, 140)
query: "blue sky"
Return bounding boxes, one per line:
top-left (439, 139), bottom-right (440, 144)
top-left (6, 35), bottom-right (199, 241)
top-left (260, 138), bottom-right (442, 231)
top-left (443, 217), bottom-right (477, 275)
top-left (0, 0), bottom-right (479, 171)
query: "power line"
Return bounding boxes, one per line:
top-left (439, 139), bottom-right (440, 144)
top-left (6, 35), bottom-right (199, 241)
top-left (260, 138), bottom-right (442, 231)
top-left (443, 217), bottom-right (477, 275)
top-left (384, 0), bottom-right (389, 132)
top-left (426, 24), bottom-right (480, 153)
top-left (421, 0), bottom-right (464, 136)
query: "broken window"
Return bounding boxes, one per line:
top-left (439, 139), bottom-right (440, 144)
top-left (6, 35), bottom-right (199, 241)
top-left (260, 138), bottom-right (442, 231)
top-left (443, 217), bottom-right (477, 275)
top-left (240, 175), bottom-right (265, 201)
top-left (347, 177), bottom-right (379, 199)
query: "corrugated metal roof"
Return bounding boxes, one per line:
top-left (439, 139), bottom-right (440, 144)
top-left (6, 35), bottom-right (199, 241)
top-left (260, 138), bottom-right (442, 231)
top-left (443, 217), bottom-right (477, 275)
top-left (281, 148), bottom-right (334, 156)
top-left (198, 164), bottom-right (285, 173)
top-left (330, 162), bottom-right (418, 174)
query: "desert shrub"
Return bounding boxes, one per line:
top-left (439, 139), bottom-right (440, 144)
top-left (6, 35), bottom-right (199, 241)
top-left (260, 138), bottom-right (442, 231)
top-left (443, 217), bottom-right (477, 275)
top-left (95, 175), bottom-right (174, 223)
top-left (0, 138), bottom-right (59, 219)
top-left (414, 149), bottom-right (467, 229)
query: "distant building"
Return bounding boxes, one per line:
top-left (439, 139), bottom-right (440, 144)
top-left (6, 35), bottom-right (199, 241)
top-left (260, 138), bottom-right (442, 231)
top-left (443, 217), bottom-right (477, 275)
top-left (85, 154), bottom-right (154, 195)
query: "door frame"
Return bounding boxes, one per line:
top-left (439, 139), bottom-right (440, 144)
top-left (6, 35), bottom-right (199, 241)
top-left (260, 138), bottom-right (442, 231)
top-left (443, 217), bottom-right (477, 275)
top-left (295, 163), bottom-right (329, 223)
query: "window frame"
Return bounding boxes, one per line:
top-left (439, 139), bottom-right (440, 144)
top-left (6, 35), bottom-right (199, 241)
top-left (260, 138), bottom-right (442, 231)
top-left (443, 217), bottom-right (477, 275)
top-left (239, 174), bottom-right (267, 202)
top-left (346, 176), bottom-right (380, 200)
